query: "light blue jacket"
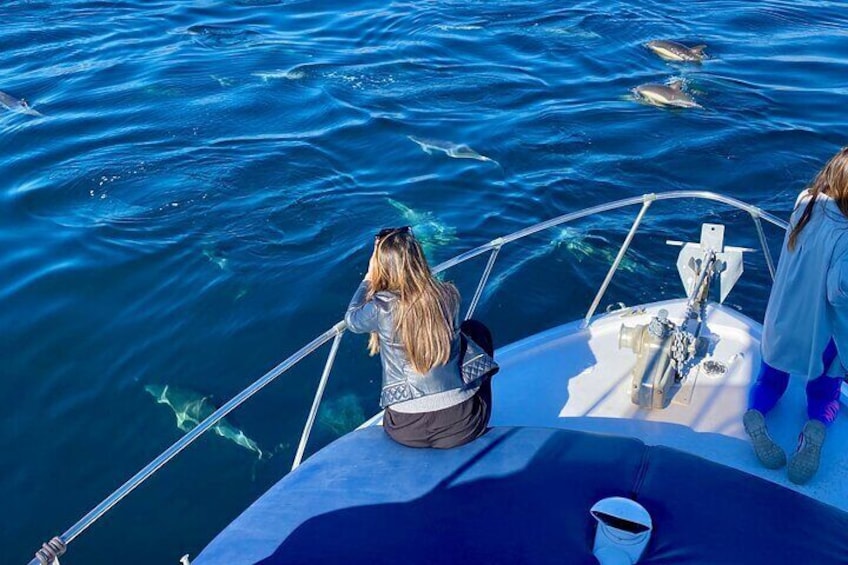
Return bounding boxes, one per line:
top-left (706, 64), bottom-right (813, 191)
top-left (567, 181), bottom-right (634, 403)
top-left (762, 190), bottom-right (848, 379)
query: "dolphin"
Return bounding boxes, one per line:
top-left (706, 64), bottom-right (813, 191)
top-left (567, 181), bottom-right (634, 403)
top-left (318, 393), bottom-right (366, 435)
top-left (0, 90), bottom-right (43, 116)
top-left (251, 69), bottom-right (304, 82)
top-left (185, 25), bottom-right (261, 48)
top-left (145, 384), bottom-right (263, 459)
top-left (633, 80), bottom-right (701, 109)
top-left (387, 198), bottom-right (457, 255)
top-left (211, 74), bottom-right (235, 87)
top-left (482, 226), bottom-right (648, 301)
top-left (408, 136), bottom-right (496, 164)
top-left (202, 246), bottom-right (229, 270)
top-left (645, 40), bottom-right (707, 62)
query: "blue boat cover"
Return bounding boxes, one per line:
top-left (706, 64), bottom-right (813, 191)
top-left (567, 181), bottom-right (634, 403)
top-left (195, 426), bottom-right (848, 565)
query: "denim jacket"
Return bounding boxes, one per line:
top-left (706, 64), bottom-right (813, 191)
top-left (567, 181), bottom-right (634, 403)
top-left (344, 281), bottom-right (465, 407)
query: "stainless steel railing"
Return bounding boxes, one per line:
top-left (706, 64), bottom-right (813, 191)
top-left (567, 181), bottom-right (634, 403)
top-left (28, 191), bottom-right (788, 565)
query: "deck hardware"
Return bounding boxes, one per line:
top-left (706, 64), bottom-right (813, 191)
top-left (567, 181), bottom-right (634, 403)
top-left (619, 307), bottom-right (646, 318)
top-left (591, 497), bottom-right (652, 564)
top-left (620, 308), bottom-right (699, 409)
top-left (605, 302), bottom-right (627, 313)
top-left (702, 360), bottom-right (727, 376)
top-left (620, 224), bottom-right (738, 409)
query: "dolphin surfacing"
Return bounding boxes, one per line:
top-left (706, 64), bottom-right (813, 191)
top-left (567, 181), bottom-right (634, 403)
top-left (633, 80), bottom-right (701, 109)
top-left (645, 40), bottom-right (707, 62)
top-left (0, 90), bottom-right (43, 116)
top-left (145, 384), bottom-right (264, 459)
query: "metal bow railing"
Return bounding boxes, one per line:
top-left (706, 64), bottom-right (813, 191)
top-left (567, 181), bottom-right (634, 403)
top-left (28, 191), bottom-right (788, 565)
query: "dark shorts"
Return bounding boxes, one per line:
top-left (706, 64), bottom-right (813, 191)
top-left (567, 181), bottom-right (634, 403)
top-left (382, 320), bottom-right (495, 449)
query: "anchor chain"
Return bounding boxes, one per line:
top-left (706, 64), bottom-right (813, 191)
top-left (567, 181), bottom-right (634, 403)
top-left (669, 330), bottom-right (696, 371)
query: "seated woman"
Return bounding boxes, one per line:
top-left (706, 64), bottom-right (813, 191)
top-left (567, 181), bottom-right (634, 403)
top-left (345, 226), bottom-right (496, 448)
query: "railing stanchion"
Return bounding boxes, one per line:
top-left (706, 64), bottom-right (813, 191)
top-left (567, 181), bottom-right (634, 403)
top-left (292, 328), bottom-right (345, 471)
top-left (465, 242), bottom-right (502, 321)
top-left (583, 198), bottom-right (653, 327)
top-left (751, 212), bottom-right (776, 281)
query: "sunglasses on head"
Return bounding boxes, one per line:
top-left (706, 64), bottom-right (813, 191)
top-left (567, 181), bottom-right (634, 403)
top-left (375, 226), bottom-right (411, 240)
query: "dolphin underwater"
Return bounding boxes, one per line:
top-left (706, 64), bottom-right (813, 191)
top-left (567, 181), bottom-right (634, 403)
top-left (408, 136), bottom-right (496, 163)
top-left (645, 40), bottom-right (707, 62)
top-left (202, 246), bottom-right (229, 270)
top-left (387, 198), bottom-right (457, 255)
top-left (0, 90), bottom-right (43, 116)
top-left (318, 393), bottom-right (366, 436)
top-left (633, 80), bottom-right (701, 109)
top-left (145, 384), bottom-right (264, 459)
top-left (482, 226), bottom-right (647, 301)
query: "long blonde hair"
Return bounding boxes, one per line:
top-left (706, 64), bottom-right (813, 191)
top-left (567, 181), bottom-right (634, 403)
top-left (367, 227), bottom-right (459, 373)
top-left (788, 147), bottom-right (848, 251)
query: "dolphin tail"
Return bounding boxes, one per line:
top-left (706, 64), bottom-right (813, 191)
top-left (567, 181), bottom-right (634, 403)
top-left (235, 431), bottom-right (263, 459)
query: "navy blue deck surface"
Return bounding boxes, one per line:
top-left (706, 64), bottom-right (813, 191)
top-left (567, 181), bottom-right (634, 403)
top-left (195, 426), bottom-right (848, 565)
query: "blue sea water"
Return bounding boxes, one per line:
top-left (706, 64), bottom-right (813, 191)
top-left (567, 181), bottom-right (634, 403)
top-left (2, 0), bottom-right (847, 562)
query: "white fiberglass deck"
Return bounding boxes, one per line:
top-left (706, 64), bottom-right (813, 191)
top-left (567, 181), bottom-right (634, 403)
top-left (488, 298), bottom-right (848, 513)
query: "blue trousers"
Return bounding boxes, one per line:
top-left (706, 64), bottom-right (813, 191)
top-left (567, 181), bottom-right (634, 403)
top-left (749, 339), bottom-right (843, 426)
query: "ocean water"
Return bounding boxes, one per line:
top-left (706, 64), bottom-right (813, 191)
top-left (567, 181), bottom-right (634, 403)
top-left (3, 0), bottom-right (847, 563)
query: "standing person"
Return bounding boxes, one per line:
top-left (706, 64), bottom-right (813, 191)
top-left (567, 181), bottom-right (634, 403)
top-left (345, 226), bottom-right (497, 448)
top-left (744, 147), bottom-right (848, 484)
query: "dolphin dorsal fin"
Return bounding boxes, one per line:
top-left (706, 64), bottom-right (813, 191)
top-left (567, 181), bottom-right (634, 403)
top-left (691, 44), bottom-right (707, 54)
top-left (668, 80), bottom-right (684, 90)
